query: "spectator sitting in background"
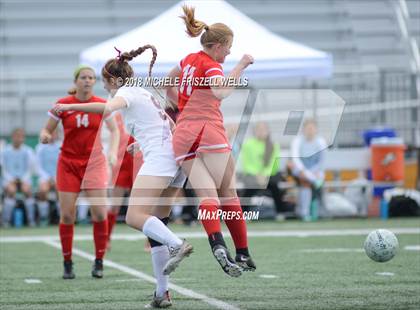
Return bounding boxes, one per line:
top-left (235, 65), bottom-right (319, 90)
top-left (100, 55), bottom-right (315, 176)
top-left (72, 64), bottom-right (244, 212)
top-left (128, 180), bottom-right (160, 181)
top-left (36, 129), bottom-right (61, 226)
top-left (240, 122), bottom-right (286, 214)
top-left (1, 128), bottom-right (37, 227)
top-left (288, 119), bottom-right (327, 221)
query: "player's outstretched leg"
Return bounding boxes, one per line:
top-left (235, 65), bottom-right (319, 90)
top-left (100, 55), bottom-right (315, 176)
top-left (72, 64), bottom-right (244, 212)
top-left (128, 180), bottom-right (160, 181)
top-left (181, 157), bottom-right (242, 277)
top-left (202, 152), bottom-right (256, 272)
top-left (126, 177), bottom-right (194, 276)
top-left (147, 217), bottom-right (172, 308)
top-left (162, 239), bottom-right (194, 276)
top-left (221, 197), bottom-right (256, 272)
top-left (200, 199), bottom-right (242, 277)
top-left (141, 216), bottom-right (193, 276)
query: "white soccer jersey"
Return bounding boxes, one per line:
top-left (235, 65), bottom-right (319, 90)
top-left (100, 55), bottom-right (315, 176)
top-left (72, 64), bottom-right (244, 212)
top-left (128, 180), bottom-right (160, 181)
top-left (114, 86), bottom-right (181, 179)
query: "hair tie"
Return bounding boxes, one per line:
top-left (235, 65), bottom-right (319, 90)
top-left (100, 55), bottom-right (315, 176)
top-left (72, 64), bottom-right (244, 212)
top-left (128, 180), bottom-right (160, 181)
top-left (114, 46), bottom-right (122, 59)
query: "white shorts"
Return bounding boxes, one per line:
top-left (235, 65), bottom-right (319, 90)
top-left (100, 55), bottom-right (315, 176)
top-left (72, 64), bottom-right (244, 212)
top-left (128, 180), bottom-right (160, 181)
top-left (137, 152), bottom-right (186, 189)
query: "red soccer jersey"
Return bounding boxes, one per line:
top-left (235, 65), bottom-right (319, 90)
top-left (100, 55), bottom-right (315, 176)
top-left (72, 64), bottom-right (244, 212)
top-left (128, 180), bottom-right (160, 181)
top-left (49, 95), bottom-right (109, 158)
top-left (177, 51), bottom-right (225, 124)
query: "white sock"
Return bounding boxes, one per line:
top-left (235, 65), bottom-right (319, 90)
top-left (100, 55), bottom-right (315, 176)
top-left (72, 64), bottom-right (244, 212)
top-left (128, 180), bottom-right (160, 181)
top-left (142, 216), bottom-right (182, 248)
top-left (37, 201), bottom-right (49, 219)
top-left (151, 245), bottom-right (169, 297)
top-left (2, 197), bottom-right (15, 224)
top-left (298, 188), bottom-right (312, 218)
top-left (24, 198), bottom-right (36, 224)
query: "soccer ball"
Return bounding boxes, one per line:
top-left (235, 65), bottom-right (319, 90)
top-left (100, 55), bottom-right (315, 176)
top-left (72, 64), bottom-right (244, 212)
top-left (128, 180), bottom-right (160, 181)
top-left (364, 229), bottom-right (399, 262)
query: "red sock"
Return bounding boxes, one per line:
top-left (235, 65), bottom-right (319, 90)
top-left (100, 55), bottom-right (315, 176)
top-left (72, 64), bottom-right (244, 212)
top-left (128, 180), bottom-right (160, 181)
top-left (221, 198), bottom-right (248, 250)
top-left (93, 220), bottom-right (108, 260)
top-left (59, 223), bottom-right (74, 262)
top-left (198, 199), bottom-right (221, 236)
top-left (107, 212), bottom-right (117, 242)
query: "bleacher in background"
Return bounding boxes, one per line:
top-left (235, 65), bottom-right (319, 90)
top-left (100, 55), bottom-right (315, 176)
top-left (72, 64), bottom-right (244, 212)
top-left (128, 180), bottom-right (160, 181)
top-left (0, 0), bottom-right (419, 147)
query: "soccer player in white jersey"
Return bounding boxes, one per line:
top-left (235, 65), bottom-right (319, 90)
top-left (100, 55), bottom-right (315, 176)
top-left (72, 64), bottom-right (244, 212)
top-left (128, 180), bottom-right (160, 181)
top-left (54, 45), bottom-right (192, 308)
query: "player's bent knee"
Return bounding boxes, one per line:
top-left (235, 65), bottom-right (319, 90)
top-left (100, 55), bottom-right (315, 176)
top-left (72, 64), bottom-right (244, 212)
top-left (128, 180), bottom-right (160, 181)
top-left (21, 183), bottom-right (32, 194)
top-left (92, 213), bottom-right (107, 222)
top-left (60, 214), bottom-right (75, 224)
top-left (5, 188), bottom-right (17, 197)
top-left (38, 191), bottom-right (48, 201)
top-left (5, 184), bottom-right (17, 196)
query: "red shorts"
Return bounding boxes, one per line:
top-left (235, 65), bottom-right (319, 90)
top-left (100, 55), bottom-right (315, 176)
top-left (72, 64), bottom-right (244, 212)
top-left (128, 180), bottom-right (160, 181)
top-left (113, 151), bottom-right (143, 189)
top-left (172, 121), bottom-right (231, 164)
top-left (56, 153), bottom-right (108, 192)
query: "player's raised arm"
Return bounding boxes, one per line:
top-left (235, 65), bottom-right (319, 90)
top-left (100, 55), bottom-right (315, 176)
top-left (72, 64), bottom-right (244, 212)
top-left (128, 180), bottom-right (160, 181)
top-left (211, 54), bottom-right (253, 99)
top-left (53, 97), bottom-right (127, 115)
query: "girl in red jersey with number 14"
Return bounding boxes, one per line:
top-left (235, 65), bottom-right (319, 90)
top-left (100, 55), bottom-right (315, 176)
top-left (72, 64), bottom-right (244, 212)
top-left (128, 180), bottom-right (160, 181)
top-left (40, 65), bottom-right (119, 280)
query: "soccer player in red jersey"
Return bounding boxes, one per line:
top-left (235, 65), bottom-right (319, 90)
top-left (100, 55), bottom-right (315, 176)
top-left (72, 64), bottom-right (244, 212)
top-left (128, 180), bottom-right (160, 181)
top-left (107, 111), bottom-right (144, 249)
top-left (39, 65), bottom-right (120, 279)
top-left (165, 6), bottom-right (256, 277)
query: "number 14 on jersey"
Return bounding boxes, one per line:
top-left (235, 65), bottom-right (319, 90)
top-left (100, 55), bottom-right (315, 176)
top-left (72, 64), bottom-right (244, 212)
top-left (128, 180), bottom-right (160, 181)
top-left (76, 114), bottom-right (89, 128)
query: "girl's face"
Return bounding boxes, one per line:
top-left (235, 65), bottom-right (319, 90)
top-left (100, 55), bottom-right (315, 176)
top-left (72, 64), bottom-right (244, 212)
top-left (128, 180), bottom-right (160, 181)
top-left (255, 122), bottom-right (269, 140)
top-left (214, 37), bottom-right (233, 63)
top-left (303, 122), bottom-right (317, 140)
top-left (12, 129), bottom-right (25, 147)
top-left (75, 69), bottom-right (96, 93)
top-left (102, 76), bottom-right (118, 96)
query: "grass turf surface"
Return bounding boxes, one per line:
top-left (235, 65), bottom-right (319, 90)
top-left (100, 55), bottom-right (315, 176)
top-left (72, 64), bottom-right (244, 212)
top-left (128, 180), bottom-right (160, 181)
top-left (1, 218), bottom-right (419, 310)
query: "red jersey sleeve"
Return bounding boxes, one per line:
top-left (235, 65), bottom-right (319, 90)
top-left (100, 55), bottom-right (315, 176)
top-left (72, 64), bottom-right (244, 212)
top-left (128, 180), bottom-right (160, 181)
top-left (47, 98), bottom-right (67, 121)
top-left (204, 62), bottom-right (224, 79)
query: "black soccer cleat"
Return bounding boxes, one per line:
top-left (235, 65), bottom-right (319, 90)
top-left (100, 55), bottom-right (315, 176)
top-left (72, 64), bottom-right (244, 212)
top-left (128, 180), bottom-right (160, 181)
top-left (91, 258), bottom-right (103, 278)
top-left (63, 260), bottom-right (75, 279)
top-left (212, 245), bottom-right (242, 277)
top-left (235, 254), bottom-right (256, 272)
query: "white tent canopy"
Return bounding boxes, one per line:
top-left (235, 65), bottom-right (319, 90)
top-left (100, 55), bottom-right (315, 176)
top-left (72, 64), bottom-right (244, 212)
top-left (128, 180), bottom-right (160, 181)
top-left (80, 0), bottom-right (332, 79)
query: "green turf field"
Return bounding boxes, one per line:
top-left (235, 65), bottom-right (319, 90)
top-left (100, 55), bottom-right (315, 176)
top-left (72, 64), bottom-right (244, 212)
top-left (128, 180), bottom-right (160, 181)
top-left (1, 218), bottom-right (419, 310)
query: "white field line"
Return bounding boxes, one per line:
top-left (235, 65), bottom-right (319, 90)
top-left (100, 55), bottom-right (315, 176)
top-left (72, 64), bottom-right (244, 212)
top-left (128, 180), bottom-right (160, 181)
top-left (115, 279), bottom-right (143, 282)
top-left (301, 244), bottom-right (420, 253)
top-left (404, 245), bottom-right (420, 251)
top-left (301, 248), bottom-right (365, 253)
top-left (1, 227), bottom-right (419, 243)
top-left (43, 240), bottom-right (239, 310)
top-left (24, 279), bottom-right (42, 284)
top-left (259, 274), bottom-right (278, 279)
top-left (375, 272), bottom-right (395, 276)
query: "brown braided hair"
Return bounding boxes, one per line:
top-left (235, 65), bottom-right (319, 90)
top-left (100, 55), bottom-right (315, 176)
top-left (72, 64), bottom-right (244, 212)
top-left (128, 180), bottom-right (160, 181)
top-left (180, 5), bottom-right (233, 48)
top-left (102, 44), bottom-right (157, 85)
